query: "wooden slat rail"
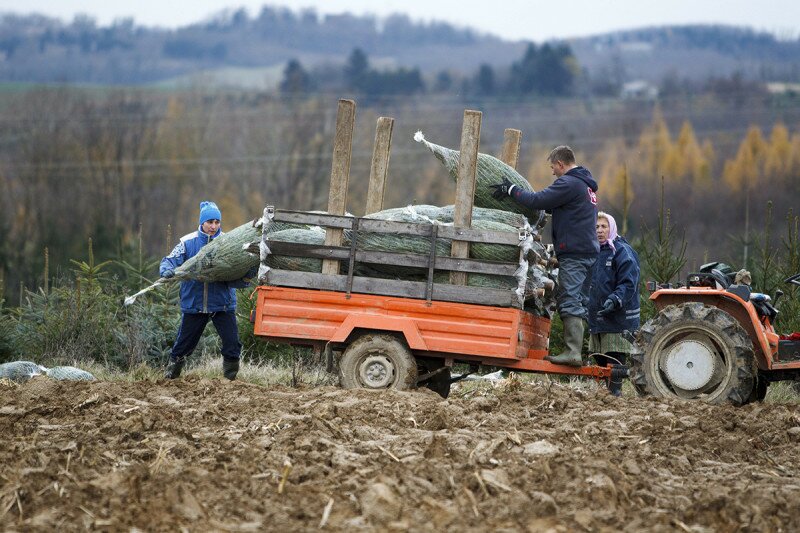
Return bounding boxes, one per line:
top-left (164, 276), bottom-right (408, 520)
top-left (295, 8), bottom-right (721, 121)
top-left (264, 270), bottom-right (519, 308)
top-left (265, 241), bottom-right (520, 276)
top-left (270, 210), bottom-right (525, 246)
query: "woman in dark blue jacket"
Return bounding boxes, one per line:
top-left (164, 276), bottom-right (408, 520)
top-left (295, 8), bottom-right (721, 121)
top-left (588, 212), bottom-right (640, 396)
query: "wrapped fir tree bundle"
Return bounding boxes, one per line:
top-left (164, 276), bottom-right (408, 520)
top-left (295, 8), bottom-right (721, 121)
top-left (0, 361), bottom-right (46, 382)
top-left (46, 366), bottom-right (95, 381)
top-left (266, 227), bottom-right (327, 272)
top-left (414, 132), bottom-right (544, 227)
top-left (124, 218), bottom-right (262, 305)
top-left (0, 361), bottom-right (95, 382)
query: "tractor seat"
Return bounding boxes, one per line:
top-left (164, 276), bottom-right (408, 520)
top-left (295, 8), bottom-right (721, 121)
top-left (726, 284), bottom-right (751, 301)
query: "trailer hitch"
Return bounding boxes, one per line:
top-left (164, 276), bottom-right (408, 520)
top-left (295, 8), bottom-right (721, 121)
top-left (447, 364), bottom-right (480, 384)
top-left (610, 364), bottom-right (629, 381)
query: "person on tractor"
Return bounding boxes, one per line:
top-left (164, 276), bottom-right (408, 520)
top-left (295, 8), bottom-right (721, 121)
top-left (491, 145), bottom-right (599, 366)
top-left (160, 201), bottom-right (257, 381)
top-left (588, 211), bottom-right (640, 396)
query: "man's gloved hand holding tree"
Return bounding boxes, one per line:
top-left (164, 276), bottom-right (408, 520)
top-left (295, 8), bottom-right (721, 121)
top-left (489, 177), bottom-right (516, 199)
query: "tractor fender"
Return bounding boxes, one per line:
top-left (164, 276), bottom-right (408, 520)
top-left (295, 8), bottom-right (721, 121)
top-left (330, 315), bottom-right (429, 351)
top-left (650, 289), bottom-right (776, 369)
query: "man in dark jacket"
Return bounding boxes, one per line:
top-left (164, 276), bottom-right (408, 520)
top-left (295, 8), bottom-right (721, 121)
top-left (160, 201), bottom-right (256, 380)
top-left (491, 145), bottom-right (598, 366)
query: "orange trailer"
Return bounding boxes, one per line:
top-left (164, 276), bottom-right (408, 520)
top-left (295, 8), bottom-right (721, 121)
top-left (249, 102), bottom-right (617, 398)
top-left (251, 208), bottom-right (614, 398)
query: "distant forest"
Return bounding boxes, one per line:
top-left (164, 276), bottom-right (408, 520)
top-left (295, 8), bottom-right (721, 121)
top-left (1, 86), bottom-right (799, 303)
top-left (0, 7), bottom-right (799, 93)
top-left (1, 7), bottom-right (800, 304)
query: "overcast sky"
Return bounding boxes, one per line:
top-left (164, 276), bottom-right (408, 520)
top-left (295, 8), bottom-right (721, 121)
top-left (2, 0), bottom-right (799, 41)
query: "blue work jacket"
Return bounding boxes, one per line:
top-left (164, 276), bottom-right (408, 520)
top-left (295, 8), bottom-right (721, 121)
top-left (588, 236), bottom-right (641, 334)
top-left (510, 166), bottom-right (600, 258)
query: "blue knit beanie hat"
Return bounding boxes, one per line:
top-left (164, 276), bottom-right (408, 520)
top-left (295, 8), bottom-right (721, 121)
top-left (199, 201), bottom-right (222, 225)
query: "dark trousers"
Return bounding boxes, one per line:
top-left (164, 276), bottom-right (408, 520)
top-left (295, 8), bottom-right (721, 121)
top-left (170, 311), bottom-right (241, 362)
top-left (595, 351), bottom-right (627, 368)
top-left (597, 351), bottom-right (627, 395)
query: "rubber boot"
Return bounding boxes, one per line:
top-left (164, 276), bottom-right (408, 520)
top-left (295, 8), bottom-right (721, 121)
top-left (608, 377), bottom-right (623, 397)
top-left (164, 358), bottom-right (185, 379)
top-left (223, 357), bottom-right (239, 381)
top-left (545, 316), bottom-right (584, 367)
top-left (607, 352), bottom-right (627, 397)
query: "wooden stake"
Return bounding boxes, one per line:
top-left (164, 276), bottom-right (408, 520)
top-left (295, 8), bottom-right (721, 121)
top-left (365, 117), bottom-right (394, 214)
top-left (450, 110), bottom-right (481, 285)
top-left (43, 247), bottom-right (49, 295)
top-left (501, 128), bottom-right (522, 169)
top-left (322, 99), bottom-right (356, 276)
top-left (138, 222), bottom-right (144, 275)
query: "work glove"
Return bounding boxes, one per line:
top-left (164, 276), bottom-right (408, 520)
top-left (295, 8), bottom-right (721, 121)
top-left (489, 177), bottom-right (516, 199)
top-left (161, 269), bottom-right (175, 279)
top-left (597, 298), bottom-right (617, 318)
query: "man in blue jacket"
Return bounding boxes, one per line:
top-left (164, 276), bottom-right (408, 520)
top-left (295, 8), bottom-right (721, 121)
top-left (491, 146), bottom-right (599, 366)
top-left (160, 201), bottom-right (255, 380)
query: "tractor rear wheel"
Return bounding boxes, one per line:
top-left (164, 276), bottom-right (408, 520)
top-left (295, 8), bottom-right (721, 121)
top-left (630, 303), bottom-right (756, 406)
top-left (339, 334), bottom-right (418, 391)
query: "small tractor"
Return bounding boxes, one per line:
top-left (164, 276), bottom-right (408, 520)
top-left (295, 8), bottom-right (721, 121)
top-left (630, 264), bottom-right (800, 405)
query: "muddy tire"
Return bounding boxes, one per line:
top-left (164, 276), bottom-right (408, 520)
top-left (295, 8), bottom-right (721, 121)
top-left (630, 303), bottom-right (756, 406)
top-left (339, 334), bottom-right (418, 391)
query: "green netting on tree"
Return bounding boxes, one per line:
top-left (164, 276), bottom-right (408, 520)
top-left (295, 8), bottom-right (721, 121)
top-left (175, 220), bottom-right (262, 283)
top-left (414, 132), bottom-right (544, 226)
top-left (470, 219), bottom-right (521, 263)
top-left (361, 208), bottom-right (521, 264)
top-left (125, 218), bottom-right (262, 305)
top-left (0, 361), bottom-right (46, 382)
top-left (46, 366), bottom-right (95, 381)
top-left (266, 227), bottom-right (326, 272)
top-left (438, 205), bottom-right (531, 229)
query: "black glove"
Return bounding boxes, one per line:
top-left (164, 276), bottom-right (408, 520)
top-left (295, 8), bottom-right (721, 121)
top-left (162, 269), bottom-right (175, 279)
top-left (597, 298), bottom-right (617, 318)
top-left (489, 177), bottom-right (515, 199)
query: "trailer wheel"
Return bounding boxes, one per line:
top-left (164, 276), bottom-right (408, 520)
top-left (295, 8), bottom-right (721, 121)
top-left (340, 334), bottom-right (417, 391)
top-left (630, 303), bottom-right (756, 406)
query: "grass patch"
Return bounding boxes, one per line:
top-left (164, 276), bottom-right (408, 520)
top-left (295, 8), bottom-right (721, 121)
top-left (69, 354), bottom-right (336, 388)
top-left (764, 381), bottom-right (800, 404)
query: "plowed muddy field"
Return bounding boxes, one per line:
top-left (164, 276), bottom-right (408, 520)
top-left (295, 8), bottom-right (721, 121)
top-left (2, 376), bottom-right (800, 532)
